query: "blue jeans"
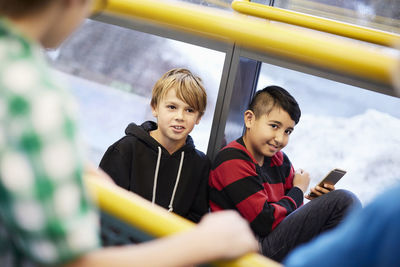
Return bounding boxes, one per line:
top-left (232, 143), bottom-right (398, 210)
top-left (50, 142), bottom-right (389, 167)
top-left (260, 189), bottom-right (361, 262)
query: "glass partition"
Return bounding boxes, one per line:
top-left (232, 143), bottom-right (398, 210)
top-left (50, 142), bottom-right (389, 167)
top-left (273, 0), bottom-right (400, 33)
top-left (48, 19), bottom-right (225, 164)
top-left (257, 62), bottom-right (400, 204)
top-left (222, 57), bottom-right (260, 148)
top-left (180, 0), bottom-right (232, 9)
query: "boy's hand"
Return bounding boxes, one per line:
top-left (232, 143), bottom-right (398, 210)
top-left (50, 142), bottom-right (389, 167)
top-left (293, 169), bottom-right (310, 193)
top-left (305, 183), bottom-right (335, 200)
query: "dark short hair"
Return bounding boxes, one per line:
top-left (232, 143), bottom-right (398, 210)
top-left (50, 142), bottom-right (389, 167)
top-left (248, 85), bottom-right (301, 124)
top-left (0, 0), bottom-right (53, 18)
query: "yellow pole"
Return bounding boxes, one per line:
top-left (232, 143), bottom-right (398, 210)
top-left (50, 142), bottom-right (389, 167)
top-left (91, 0), bottom-right (107, 14)
top-left (231, 0), bottom-right (400, 47)
top-left (86, 177), bottom-right (281, 267)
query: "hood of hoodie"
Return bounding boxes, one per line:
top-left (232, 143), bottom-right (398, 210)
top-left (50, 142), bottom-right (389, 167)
top-left (125, 121), bottom-right (196, 156)
top-left (123, 121), bottom-right (204, 215)
top-left (100, 120), bottom-right (209, 221)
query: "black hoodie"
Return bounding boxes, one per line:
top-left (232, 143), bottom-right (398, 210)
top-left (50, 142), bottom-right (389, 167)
top-left (99, 121), bottom-right (210, 222)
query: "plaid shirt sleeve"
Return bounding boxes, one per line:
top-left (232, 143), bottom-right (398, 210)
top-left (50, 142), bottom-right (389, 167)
top-left (0, 22), bottom-right (100, 266)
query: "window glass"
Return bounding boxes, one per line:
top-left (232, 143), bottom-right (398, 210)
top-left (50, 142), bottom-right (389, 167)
top-left (257, 62), bottom-right (400, 204)
top-left (48, 19), bottom-right (225, 164)
top-left (180, 0), bottom-right (232, 10)
top-left (273, 0), bottom-right (400, 33)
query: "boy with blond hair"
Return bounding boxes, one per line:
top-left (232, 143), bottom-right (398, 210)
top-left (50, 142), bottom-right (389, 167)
top-left (209, 85), bottom-right (360, 262)
top-left (100, 68), bottom-right (210, 222)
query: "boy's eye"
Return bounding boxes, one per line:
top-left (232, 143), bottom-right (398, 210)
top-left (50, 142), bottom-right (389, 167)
top-left (186, 108), bottom-right (194, 113)
top-left (285, 129), bottom-right (293, 135)
top-left (269, 124), bottom-right (278, 129)
top-left (167, 105), bottom-right (176, 110)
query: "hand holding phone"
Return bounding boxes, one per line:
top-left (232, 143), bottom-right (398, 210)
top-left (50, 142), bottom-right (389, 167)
top-left (307, 168), bottom-right (346, 198)
top-left (293, 168), bottom-right (310, 193)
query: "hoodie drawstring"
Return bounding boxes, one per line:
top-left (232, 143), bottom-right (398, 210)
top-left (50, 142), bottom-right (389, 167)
top-left (152, 146), bottom-right (162, 205)
top-left (151, 146), bottom-right (185, 213)
top-left (168, 151), bottom-right (184, 212)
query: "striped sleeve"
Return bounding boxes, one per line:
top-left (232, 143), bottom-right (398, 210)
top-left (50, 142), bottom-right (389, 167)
top-left (209, 145), bottom-right (302, 236)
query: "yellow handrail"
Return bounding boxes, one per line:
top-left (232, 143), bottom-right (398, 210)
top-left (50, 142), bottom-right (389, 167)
top-left (86, 177), bottom-right (281, 267)
top-left (91, 0), bottom-right (399, 87)
top-left (92, 0), bottom-right (107, 14)
top-left (231, 0), bottom-right (400, 47)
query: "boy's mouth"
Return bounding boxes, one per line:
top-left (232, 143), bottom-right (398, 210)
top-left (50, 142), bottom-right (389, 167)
top-left (267, 142), bottom-right (280, 151)
top-left (172, 125), bottom-right (184, 130)
top-left (171, 125), bottom-right (185, 133)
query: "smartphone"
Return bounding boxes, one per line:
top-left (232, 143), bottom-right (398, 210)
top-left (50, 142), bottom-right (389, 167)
top-left (307, 168), bottom-right (346, 197)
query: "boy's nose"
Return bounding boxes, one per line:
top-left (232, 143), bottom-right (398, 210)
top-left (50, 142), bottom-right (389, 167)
top-left (274, 132), bottom-right (284, 144)
top-left (175, 109), bottom-right (184, 120)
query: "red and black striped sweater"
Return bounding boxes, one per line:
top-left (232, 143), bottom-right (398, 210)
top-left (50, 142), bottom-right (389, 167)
top-left (209, 137), bottom-right (304, 237)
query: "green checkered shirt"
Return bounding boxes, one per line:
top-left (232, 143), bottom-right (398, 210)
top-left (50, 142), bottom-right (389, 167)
top-left (0, 19), bottom-right (100, 266)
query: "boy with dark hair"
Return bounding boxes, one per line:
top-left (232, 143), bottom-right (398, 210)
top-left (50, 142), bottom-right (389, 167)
top-left (0, 1), bottom-right (258, 266)
top-left (209, 85), bottom-right (361, 262)
top-left (100, 68), bottom-right (209, 222)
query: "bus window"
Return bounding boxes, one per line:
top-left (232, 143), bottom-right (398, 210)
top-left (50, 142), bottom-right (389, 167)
top-left (180, 0), bottom-right (232, 10)
top-left (273, 0), bottom-right (400, 34)
top-left (48, 19), bottom-right (225, 164)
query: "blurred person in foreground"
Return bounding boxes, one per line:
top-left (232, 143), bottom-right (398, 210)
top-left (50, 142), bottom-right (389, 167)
top-left (283, 55), bottom-right (400, 267)
top-left (0, 0), bottom-right (258, 266)
top-left (284, 180), bottom-right (400, 267)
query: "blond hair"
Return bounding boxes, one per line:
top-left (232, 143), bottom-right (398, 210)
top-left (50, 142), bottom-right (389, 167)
top-left (151, 68), bottom-right (207, 117)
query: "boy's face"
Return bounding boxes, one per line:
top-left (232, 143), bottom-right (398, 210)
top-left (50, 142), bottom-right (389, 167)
top-left (243, 106), bottom-right (294, 162)
top-left (151, 88), bottom-right (201, 149)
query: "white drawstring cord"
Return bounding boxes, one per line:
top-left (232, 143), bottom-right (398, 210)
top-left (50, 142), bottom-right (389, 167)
top-left (151, 146), bottom-right (162, 206)
top-left (168, 151), bottom-right (184, 212)
top-left (152, 148), bottom-right (184, 213)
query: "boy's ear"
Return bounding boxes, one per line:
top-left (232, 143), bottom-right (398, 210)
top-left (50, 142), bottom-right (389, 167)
top-left (244, 110), bottom-right (255, 128)
top-left (151, 105), bottom-right (158, 117)
top-left (195, 114), bottom-right (202, 125)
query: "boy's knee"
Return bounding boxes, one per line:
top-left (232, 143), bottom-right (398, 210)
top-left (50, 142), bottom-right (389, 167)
top-left (331, 189), bottom-right (362, 209)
